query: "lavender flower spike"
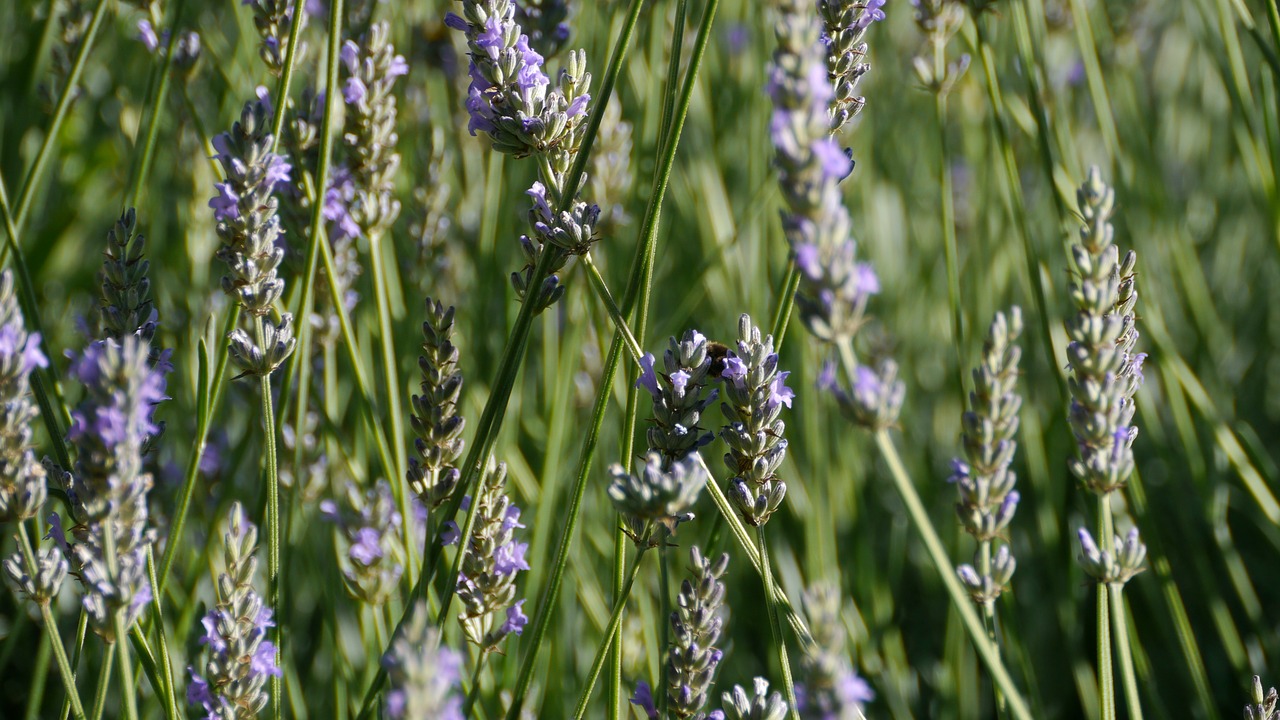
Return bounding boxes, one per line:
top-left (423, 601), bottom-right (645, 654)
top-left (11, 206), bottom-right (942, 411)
top-left (324, 480), bottom-right (406, 605)
top-left (796, 583), bottom-right (874, 719)
top-left (952, 308), bottom-right (1023, 606)
top-left (383, 601), bottom-right (464, 719)
top-left (342, 22), bottom-right (408, 240)
top-left (0, 271), bottom-right (49, 524)
top-left (639, 329), bottom-right (719, 467)
top-left (65, 335), bottom-right (165, 638)
top-left (718, 315), bottom-right (792, 527)
top-left (456, 460), bottom-right (531, 651)
top-left (667, 546), bottom-right (729, 719)
top-left (770, 1), bottom-right (876, 343)
top-left (1065, 167), bottom-right (1145, 496)
top-left (1245, 676), bottom-right (1279, 720)
top-left (818, 0), bottom-right (884, 134)
top-left (607, 451), bottom-right (709, 541)
top-left (408, 299), bottom-right (465, 509)
top-left (243, 0), bottom-right (308, 75)
top-left (211, 93), bottom-right (297, 377)
top-left (188, 503), bottom-right (278, 717)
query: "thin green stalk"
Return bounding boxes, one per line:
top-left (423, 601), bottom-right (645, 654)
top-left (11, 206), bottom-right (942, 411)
top-left (8, 0), bottom-right (110, 244)
top-left (657, 542), bottom-right (671, 719)
top-left (1064, 0), bottom-right (1120, 162)
top-left (932, 40), bottom-right (965, 398)
top-left (368, 231), bottom-right (413, 571)
top-left (1096, 494), bottom-right (1116, 720)
top-left (770, 263), bottom-right (802, 351)
top-left (125, 0), bottom-right (190, 209)
top-left (60, 611), bottom-right (89, 720)
top-left (463, 651), bottom-right (486, 718)
top-left (969, 19), bottom-right (1064, 405)
top-left (656, 0), bottom-right (689, 161)
top-left (89, 644), bottom-right (114, 720)
top-left (269, 0), bottom-right (309, 146)
top-left (1109, 585), bottom-right (1143, 720)
top-left (24, 632), bottom-right (50, 720)
top-left (572, 543), bottom-right (652, 720)
top-left (16, 524), bottom-right (86, 720)
top-left (978, 538), bottom-right (1007, 718)
top-left (581, 252), bottom-right (643, 361)
top-left (757, 526), bottom-right (799, 720)
top-left (157, 309), bottom-right (237, 595)
top-left (253, 315), bottom-right (284, 720)
top-left (145, 548), bottom-right (179, 720)
top-left (101, 522), bottom-right (139, 720)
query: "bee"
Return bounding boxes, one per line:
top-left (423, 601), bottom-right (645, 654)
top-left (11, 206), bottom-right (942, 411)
top-left (706, 341), bottom-right (732, 378)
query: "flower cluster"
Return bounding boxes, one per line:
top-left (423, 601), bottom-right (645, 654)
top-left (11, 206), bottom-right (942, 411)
top-left (408, 299), bottom-right (465, 509)
top-left (668, 547), bottom-right (730, 718)
top-left (4, 545), bottom-right (68, 607)
top-left (382, 601), bottom-right (464, 719)
top-left (209, 91), bottom-right (298, 377)
top-left (718, 315), bottom-right (794, 527)
top-left (719, 678), bottom-right (791, 720)
top-left (321, 480), bottom-right (405, 605)
top-left (817, 0), bottom-right (884, 134)
top-left (446, 0), bottom-right (591, 161)
top-left (769, 0), bottom-right (877, 343)
top-left (818, 358), bottom-right (905, 430)
top-left (511, 180), bottom-right (600, 311)
top-left (341, 22), bottom-right (408, 240)
top-left (64, 336), bottom-right (166, 637)
top-left (514, 0), bottom-right (572, 58)
top-left (796, 583), bottom-right (874, 719)
top-left (1077, 527), bottom-right (1147, 586)
top-left (636, 329), bottom-right (719, 466)
top-left (451, 461), bottom-right (530, 650)
top-left (242, 0), bottom-right (306, 75)
top-left (188, 503), bottom-right (281, 717)
top-left (607, 451), bottom-right (708, 541)
top-left (0, 271), bottom-right (48, 525)
top-left (951, 308), bottom-right (1023, 605)
top-left (136, 20), bottom-right (202, 71)
top-left (909, 0), bottom-right (969, 95)
top-left (1065, 167), bottom-right (1146, 497)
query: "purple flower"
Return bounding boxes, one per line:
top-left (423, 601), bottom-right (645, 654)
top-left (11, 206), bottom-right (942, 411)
top-left (343, 77), bottom-right (368, 105)
top-left (720, 355), bottom-right (747, 386)
top-left (44, 512), bottom-right (69, 555)
top-left (853, 263), bottom-right (880, 297)
top-left (129, 581), bottom-right (153, 616)
top-left (567, 93), bottom-right (590, 118)
top-left (767, 371), bottom-right (795, 410)
top-left (388, 55), bottom-right (409, 78)
top-left (501, 599), bottom-right (529, 635)
top-left (199, 610), bottom-right (227, 653)
top-left (264, 153), bottom-right (292, 191)
top-left (340, 40), bottom-right (360, 74)
top-left (816, 361), bottom-right (838, 392)
top-left (502, 506), bottom-right (525, 532)
top-left (494, 541), bottom-right (530, 575)
top-left (526, 181), bottom-right (553, 220)
top-left (795, 243), bottom-right (822, 280)
top-left (209, 182), bottom-right (240, 221)
top-left (251, 640), bottom-right (283, 678)
top-left (853, 365), bottom-right (882, 402)
top-left (136, 20), bottom-right (162, 53)
top-left (349, 527), bottom-right (384, 565)
top-left (441, 521), bottom-right (460, 546)
top-left (630, 681), bottom-right (659, 719)
top-left (323, 168), bottom-right (361, 239)
top-left (476, 16), bottom-right (504, 58)
top-left (256, 606), bottom-right (275, 628)
top-left (670, 369), bottom-right (691, 397)
top-left (856, 0), bottom-right (887, 28)
top-left (0, 325), bottom-right (48, 373)
top-left (636, 353), bottom-right (660, 399)
top-left (443, 12), bottom-right (468, 32)
top-left (813, 138), bottom-right (852, 180)
top-left (186, 671), bottom-right (212, 708)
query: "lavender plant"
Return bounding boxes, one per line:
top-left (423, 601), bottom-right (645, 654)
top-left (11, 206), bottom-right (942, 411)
top-left (321, 479), bottom-right (406, 605)
top-left (1247, 677), bottom-right (1279, 720)
top-left (795, 583), bottom-right (872, 720)
top-left (0, 272), bottom-right (48, 526)
top-left (817, 0), bottom-right (884, 134)
top-left (667, 546), bottom-right (729, 718)
top-left (382, 602), bottom-right (465, 719)
top-left (242, 0), bottom-right (306, 75)
top-left (188, 502), bottom-right (281, 719)
top-left (720, 678), bottom-right (791, 720)
top-left (636, 329), bottom-right (718, 467)
top-left (607, 451), bottom-right (708, 541)
top-left (952, 308), bottom-right (1022, 609)
top-left (408, 298), bottom-right (465, 510)
top-left (452, 460), bottom-right (530, 652)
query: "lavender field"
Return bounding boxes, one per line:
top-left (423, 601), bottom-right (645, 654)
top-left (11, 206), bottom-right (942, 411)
top-left (1, 0), bottom-right (1277, 718)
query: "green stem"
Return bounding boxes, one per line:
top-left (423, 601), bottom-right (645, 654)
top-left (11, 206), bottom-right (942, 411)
top-left (16, 524), bottom-right (86, 720)
top-left (1097, 493), bottom-right (1116, 720)
top-left (463, 650), bottom-right (486, 717)
top-left (269, 0), bottom-right (309, 148)
top-left (769, 263), bottom-right (802, 352)
top-left (572, 543), bottom-right (651, 720)
top-left (757, 526), bottom-right (800, 720)
top-left (657, 542), bottom-right (671, 719)
top-left (125, 0), bottom-right (190, 209)
top-left (978, 538), bottom-right (1007, 717)
top-left (60, 611), bottom-right (88, 720)
top-left (89, 644), bottom-right (114, 720)
top-left (1109, 584), bottom-right (1143, 720)
top-left (253, 316), bottom-right (284, 720)
top-left (7, 0), bottom-right (110, 246)
top-left (101, 522), bottom-right (138, 720)
top-left (157, 306), bottom-right (238, 595)
top-left (581, 252), bottom-right (643, 361)
top-left (25, 632), bottom-right (50, 720)
top-left (145, 548), bottom-right (179, 720)
top-left (932, 50), bottom-right (965, 399)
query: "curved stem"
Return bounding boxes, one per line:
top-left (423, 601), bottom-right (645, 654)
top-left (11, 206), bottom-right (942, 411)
top-left (572, 544), bottom-right (651, 720)
top-left (757, 526), bottom-right (799, 720)
top-left (581, 252), bottom-right (643, 362)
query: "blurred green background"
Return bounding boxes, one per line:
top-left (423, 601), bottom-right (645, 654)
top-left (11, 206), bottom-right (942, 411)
top-left (2, 0), bottom-right (1279, 718)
